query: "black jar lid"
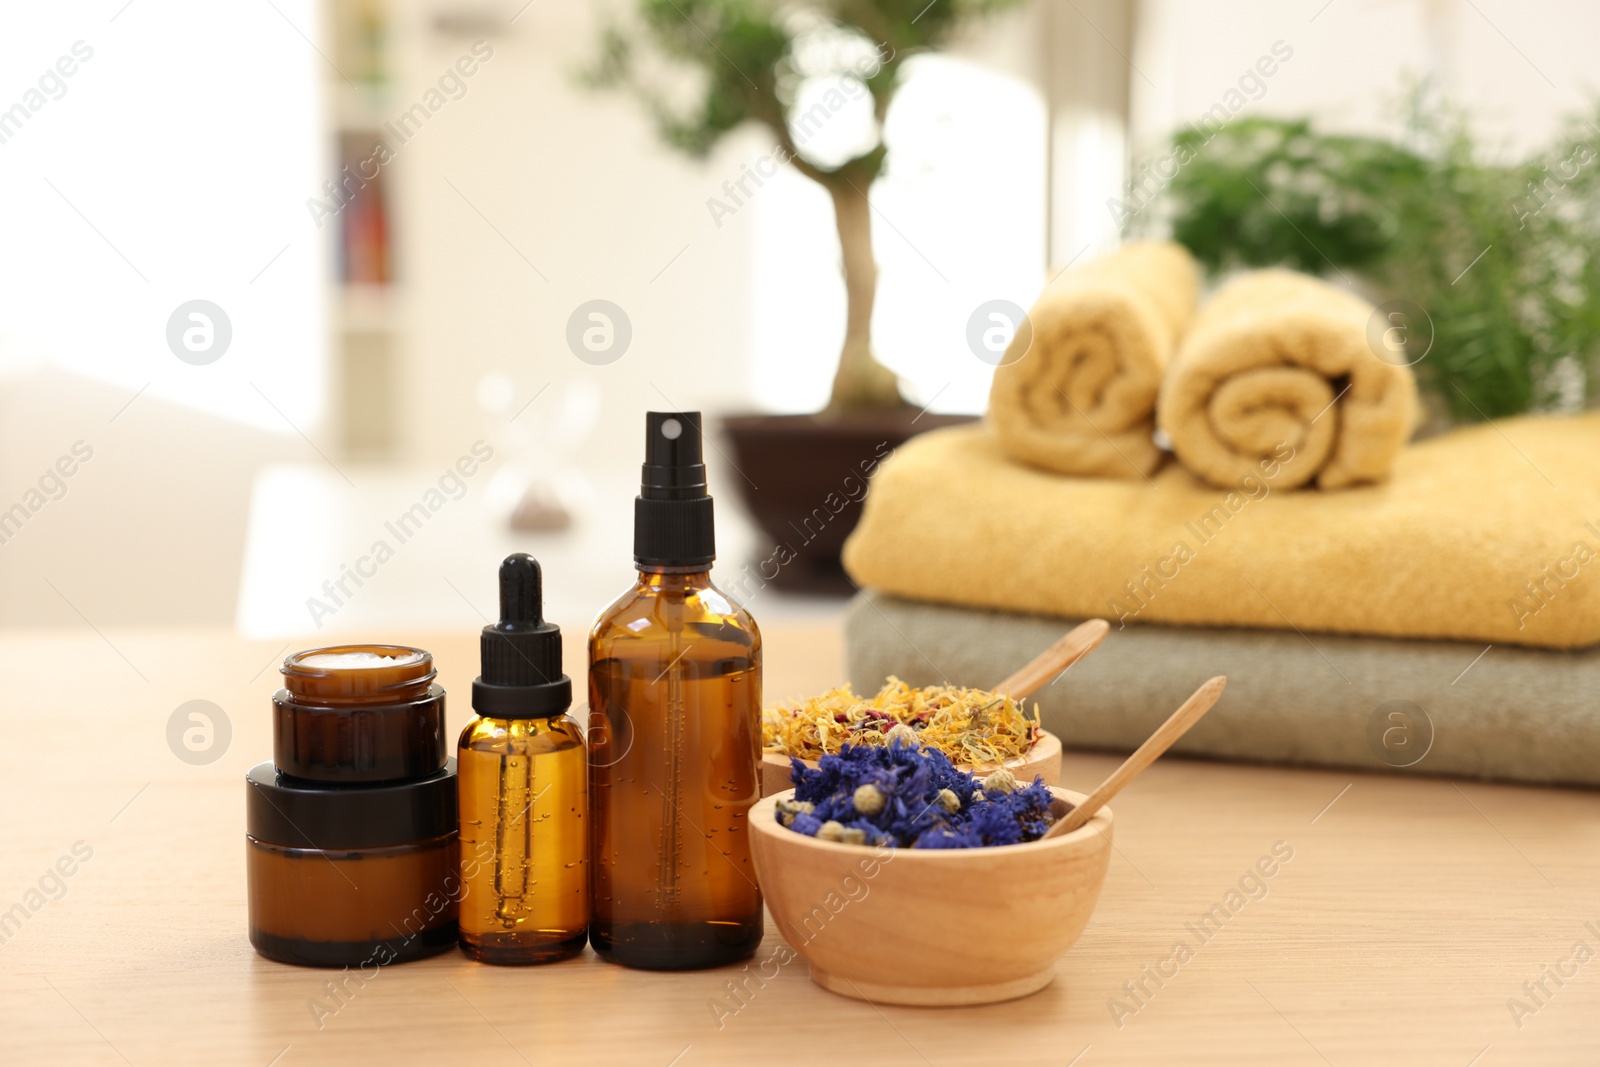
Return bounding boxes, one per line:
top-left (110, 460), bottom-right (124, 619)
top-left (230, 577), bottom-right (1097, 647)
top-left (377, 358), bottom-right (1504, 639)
top-left (245, 760), bottom-right (457, 851)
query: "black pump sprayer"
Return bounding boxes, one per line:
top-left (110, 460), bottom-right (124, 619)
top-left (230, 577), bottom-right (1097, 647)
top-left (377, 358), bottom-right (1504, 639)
top-left (634, 412), bottom-right (715, 568)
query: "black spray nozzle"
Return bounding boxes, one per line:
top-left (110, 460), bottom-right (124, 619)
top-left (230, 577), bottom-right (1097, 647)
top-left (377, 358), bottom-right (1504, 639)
top-left (472, 553), bottom-right (572, 718)
top-left (641, 411), bottom-right (707, 500)
top-left (634, 411), bottom-right (716, 567)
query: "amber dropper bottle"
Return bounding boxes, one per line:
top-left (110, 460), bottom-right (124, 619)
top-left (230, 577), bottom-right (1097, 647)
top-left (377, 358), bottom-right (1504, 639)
top-left (588, 411), bottom-right (763, 969)
top-left (457, 553), bottom-right (588, 964)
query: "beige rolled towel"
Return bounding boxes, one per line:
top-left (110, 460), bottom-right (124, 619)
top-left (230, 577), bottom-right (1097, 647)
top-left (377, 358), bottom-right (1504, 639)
top-left (1158, 270), bottom-right (1418, 490)
top-left (988, 241), bottom-right (1199, 478)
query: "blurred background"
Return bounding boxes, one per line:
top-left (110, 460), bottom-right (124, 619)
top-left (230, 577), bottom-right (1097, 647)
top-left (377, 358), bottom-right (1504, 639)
top-left (0, 0), bottom-right (1594, 637)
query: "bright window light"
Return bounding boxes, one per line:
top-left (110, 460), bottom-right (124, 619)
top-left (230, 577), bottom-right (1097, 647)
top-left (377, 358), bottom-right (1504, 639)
top-left (0, 2), bottom-right (323, 431)
top-left (750, 54), bottom-right (1047, 414)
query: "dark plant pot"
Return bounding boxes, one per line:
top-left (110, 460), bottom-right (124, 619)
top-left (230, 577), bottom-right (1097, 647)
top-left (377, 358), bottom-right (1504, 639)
top-left (720, 411), bottom-right (976, 596)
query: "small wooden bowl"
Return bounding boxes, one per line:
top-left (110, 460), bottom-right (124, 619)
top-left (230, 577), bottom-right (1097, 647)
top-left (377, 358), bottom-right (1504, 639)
top-left (760, 730), bottom-right (1062, 798)
top-left (749, 785), bottom-right (1111, 1006)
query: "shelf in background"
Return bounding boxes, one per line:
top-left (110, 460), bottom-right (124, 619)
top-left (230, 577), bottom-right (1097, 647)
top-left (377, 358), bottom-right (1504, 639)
top-left (324, 0), bottom-right (400, 460)
top-left (336, 282), bottom-right (396, 332)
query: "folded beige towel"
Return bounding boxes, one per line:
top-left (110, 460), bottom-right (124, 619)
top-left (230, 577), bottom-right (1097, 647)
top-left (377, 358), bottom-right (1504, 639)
top-left (988, 241), bottom-right (1199, 479)
top-left (846, 592), bottom-right (1600, 788)
top-left (842, 414), bottom-right (1600, 650)
top-left (1157, 270), bottom-right (1418, 490)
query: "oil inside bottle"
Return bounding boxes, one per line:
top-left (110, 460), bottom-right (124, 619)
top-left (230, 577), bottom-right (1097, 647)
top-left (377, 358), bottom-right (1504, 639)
top-left (589, 581), bottom-right (763, 968)
top-left (458, 715), bottom-right (586, 964)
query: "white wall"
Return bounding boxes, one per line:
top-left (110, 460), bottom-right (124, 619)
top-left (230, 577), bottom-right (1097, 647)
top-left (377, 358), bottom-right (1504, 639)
top-left (0, 1), bottom-right (322, 627)
top-left (387, 2), bottom-right (758, 473)
top-left (1131, 0), bottom-right (1600, 161)
top-left (0, 1), bottom-right (324, 431)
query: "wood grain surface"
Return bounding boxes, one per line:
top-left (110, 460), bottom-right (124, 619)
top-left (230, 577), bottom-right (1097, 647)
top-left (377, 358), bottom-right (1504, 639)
top-left (1, 623), bottom-right (1597, 1065)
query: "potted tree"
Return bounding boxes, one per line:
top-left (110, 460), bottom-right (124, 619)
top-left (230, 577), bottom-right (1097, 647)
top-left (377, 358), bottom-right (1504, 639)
top-left (585, 0), bottom-right (1023, 591)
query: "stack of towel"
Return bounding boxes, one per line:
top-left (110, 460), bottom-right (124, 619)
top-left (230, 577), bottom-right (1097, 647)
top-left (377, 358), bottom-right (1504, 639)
top-left (841, 246), bottom-right (1600, 786)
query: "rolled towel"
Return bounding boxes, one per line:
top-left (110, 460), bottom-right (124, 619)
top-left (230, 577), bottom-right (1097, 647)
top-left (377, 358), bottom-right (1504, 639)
top-left (1157, 270), bottom-right (1418, 490)
top-left (988, 241), bottom-right (1199, 479)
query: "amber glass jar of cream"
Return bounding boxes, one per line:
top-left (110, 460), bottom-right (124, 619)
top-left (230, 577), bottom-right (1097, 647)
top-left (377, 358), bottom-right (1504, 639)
top-left (248, 643), bottom-right (458, 967)
top-left (246, 761), bottom-right (460, 966)
top-left (274, 645), bottom-right (446, 782)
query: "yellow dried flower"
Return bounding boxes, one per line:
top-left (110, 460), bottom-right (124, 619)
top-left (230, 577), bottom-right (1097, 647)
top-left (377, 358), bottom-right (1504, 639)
top-left (815, 820), bottom-right (847, 842)
top-left (936, 788), bottom-right (961, 814)
top-left (762, 676), bottom-right (1043, 766)
top-left (775, 797), bottom-right (815, 828)
top-left (983, 769), bottom-right (1018, 794)
top-left (884, 723), bottom-right (920, 748)
top-left (852, 784), bottom-right (886, 815)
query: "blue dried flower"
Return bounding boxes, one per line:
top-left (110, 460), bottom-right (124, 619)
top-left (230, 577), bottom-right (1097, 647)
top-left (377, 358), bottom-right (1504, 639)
top-left (790, 812), bottom-right (824, 837)
top-left (781, 742), bottom-right (1055, 849)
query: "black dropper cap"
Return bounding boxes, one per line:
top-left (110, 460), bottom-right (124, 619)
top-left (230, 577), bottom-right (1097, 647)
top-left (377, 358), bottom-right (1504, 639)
top-left (634, 411), bottom-right (715, 568)
top-left (471, 553), bottom-right (572, 718)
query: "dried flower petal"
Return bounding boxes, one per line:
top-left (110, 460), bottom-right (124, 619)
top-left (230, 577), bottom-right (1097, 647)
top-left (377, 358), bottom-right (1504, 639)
top-left (884, 723), bottom-right (919, 748)
top-left (762, 677), bottom-right (1043, 766)
top-left (775, 797), bottom-right (809, 828)
top-left (779, 743), bottom-right (1054, 850)
top-left (982, 769), bottom-right (1018, 794)
top-left (852, 783), bottom-right (886, 815)
top-left (815, 820), bottom-right (847, 842)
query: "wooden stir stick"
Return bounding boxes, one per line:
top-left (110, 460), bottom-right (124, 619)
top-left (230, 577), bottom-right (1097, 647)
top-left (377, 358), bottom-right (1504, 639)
top-left (1045, 675), bottom-right (1227, 838)
top-left (992, 618), bottom-right (1111, 700)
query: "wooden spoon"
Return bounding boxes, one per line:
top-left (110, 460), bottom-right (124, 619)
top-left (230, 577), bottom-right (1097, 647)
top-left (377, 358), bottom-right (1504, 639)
top-left (992, 618), bottom-right (1110, 700)
top-left (1044, 675), bottom-right (1227, 838)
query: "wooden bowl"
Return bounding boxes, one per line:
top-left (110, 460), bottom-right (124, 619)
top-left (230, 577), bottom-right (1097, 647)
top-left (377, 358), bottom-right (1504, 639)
top-left (748, 786), bottom-right (1111, 1006)
top-left (760, 730), bottom-right (1062, 798)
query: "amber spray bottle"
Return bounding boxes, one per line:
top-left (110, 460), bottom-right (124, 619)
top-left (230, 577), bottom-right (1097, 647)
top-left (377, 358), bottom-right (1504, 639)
top-left (457, 553), bottom-right (588, 964)
top-left (588, 412), bottom-right (763, 969)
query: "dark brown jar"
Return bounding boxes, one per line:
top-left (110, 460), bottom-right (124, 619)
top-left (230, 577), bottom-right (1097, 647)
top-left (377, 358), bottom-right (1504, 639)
top-left (246, 760), bottom-right (460, 967)
top-left (274, 645), bottom-right (445, 782)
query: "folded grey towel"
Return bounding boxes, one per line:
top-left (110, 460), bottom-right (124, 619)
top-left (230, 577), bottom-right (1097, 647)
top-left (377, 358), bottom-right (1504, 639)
top-left (844, 591), bottom-right (1600, 787)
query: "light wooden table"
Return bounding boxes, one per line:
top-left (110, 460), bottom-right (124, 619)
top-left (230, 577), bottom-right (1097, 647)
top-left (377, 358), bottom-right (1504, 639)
top-left (2, 623), bottom-right (1598, 1065)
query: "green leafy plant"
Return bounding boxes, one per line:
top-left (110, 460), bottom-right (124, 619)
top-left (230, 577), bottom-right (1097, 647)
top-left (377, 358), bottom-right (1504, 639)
top-left (583, 0), bottom-right (1024, 412)
top-left (1143, 97), bottom-right (1600, 424)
